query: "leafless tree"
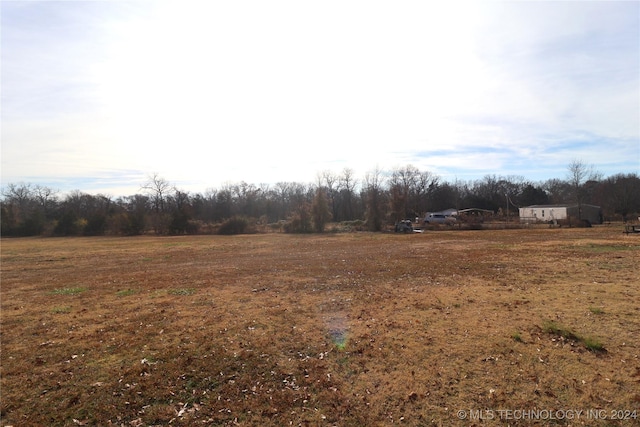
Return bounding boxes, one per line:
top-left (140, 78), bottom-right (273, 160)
top-left (141, 173), bottom-right (172, 233)
top-left (363, 166), bottom-right (386, 231)
top-left (33, 185), bottom-right (58, 217)
top-left (141, 173), bottom-right (172, 213)
top-left (338, 168), bottom-right (358, 221)
top-left (566, 159), bottom-right (601, 220)
top-left (319, 170), bottom-right (338, 221)
top-left (311, 186), bottom-right (332, 232)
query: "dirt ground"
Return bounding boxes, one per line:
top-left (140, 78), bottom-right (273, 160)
top-left (1, 226), bottom-right (639, 426)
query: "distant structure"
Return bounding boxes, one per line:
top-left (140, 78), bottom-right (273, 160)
top-left (519, 204), bottom-right (603, 225)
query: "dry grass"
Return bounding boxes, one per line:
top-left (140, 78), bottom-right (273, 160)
top-left (1, 226), bottom-right (639, 426)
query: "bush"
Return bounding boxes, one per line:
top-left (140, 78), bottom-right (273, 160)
top-left (84, 214), bottom-right (107, 236)
top-left (284, 205), bottom-right (313, 233)
top-left (337, 220), bottom-right (365, 232)
top-left (109, 212), bottom-right (146, 235)
top-left (186, 220), bottom-right (201, 234)
top-left (218, 217), bottom-right (250, 235)
top-left (21, 213), bottom-right (46, 236)
top-left (284, 217), bottom-right (312, 233)
top-left (267, 221), bottom-right (285, 233)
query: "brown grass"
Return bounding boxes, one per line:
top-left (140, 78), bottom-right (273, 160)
top-left (1, 226), bottom-right (639, 426)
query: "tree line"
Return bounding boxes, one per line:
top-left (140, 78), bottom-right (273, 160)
top-left (2, 164), bottom-right (639, 237)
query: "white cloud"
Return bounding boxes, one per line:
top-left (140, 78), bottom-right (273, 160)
top-left (1, 1), bottom-right (637, 195)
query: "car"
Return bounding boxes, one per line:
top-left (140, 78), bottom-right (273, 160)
top-left (423, 213), bottom-right (456, 224)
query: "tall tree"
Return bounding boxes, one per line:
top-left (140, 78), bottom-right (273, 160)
top-left (542, 178), bottom-right (571, 204)
top-left (337, 168), bottom-right (358, 221)
top-left (33, 185), bottom-right (58, 219)
top-left (141, 173), bottom-right (172, 233)
top-left (141, 173), bottom-right (171, 213)
top-left (388, 166), bottom-right (415, 221)
top-left (1, 183), bottom-right (49, 235)
top-left (566, 160), bottom-right (601, 220)
top-left (311, 187), bottom-right (332, 232)
top-left (120, 194), bottom-right (148, 235)
top-left (320, 170), bottom-right (339, 221)
top-left (168, 189), bottom-right (191, 234)
top-left (413, 170), bottom-right (439, 214)
top-left (520, 184), bottom-right (549, 206)
top-left (363, 166), bottom-right (386, 231)
top-left (429, 181), bottom-right (460, 212)
top-left (595, 173), bottom-right (640, 221)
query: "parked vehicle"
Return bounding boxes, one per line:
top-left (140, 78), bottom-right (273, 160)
top-left (423, 213), bottom-right (456, 224)
top-left (395, 219), bottom-right (414, 233)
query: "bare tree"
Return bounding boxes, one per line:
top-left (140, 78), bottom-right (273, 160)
top-left (319, 170), bottom-right (338, 221)
top-left (388, 166), bottom-right (414, 222)
top-left (236, 182), bottom-right (263, 218)
top-left (414, 170), bottom-right (439, 214)
top-left (566, 160), bottom-right (601, 220)
top-left (141, 173), bottom-right (172, 213)
top-left (33, 185), bottom-right (58, 218)
top-left (141, 173), bottom-right (172, 233)
top-left (311, 186), bottom-right (332, 232)
top-left (595, 173), bottom-right (640, 221)
top-left (274, 182), bottom-right (293, 220)
top-left (363, 166), bottom-right (386, 231)
top-left (338, 168), bottom-right (358, 221)
top-left (388, 165), bottom-right (437, 220)
top-left (567, 160), bottom-right (591, 192)
top-left (1, 183), bottom-right (42, 235)
top-left (2, 183), bottom-right (33, 214)
top-left (542, 178), bottom-right (571, 204)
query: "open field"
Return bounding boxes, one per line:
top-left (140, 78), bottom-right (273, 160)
top-left (1, 227), bottom-right (639, 426)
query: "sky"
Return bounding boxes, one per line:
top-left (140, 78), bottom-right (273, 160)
top-left (2, 0), bottom-right (639, 196)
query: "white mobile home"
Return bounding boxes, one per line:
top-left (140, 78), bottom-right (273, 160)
top-left (519, 204), bottom-right (602, 225)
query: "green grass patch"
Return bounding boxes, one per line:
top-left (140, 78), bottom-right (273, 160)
top-left (51, 287), bottom-right (86, 295)
top-left (582, 336), bottom-right (605, 352)
top-left (116, 289), bottom-right (136, 297)
top-left (542, 320), bottom-right (579, 340)
top-left (589, 306), bottom-right (604, 315)
top-left (542, 320), bottom-right (606, 353)
top-left (51, 306), bottom-right (71, 314)
top-left (512, 332), bottom-right (523, 342)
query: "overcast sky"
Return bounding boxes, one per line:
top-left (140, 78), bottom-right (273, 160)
top-left (2, 1), bottom-right (639, 196)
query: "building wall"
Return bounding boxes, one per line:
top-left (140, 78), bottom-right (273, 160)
top-left (519, 207), bottom-right (567, 222)
top-left (566, 205), bottom-right (603, 225)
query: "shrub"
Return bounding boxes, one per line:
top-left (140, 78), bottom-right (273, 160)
top-left (84, 214), bottom-right (107, 236)
top-left (312, 188), bottom-right (332, 233)
top-left (186, 220), bottom-right (201, 234)
top-left (284, 205), bottom-right (313, 233)
top-left (218, 216), bottom-right (249, 235)
top-left (22, 212), bottom-right (46, 236)
top-left (340, 220), bottom-right (365, 232)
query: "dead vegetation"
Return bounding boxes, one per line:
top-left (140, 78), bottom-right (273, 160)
top-left (1, 226), bottom-right (639, 426)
